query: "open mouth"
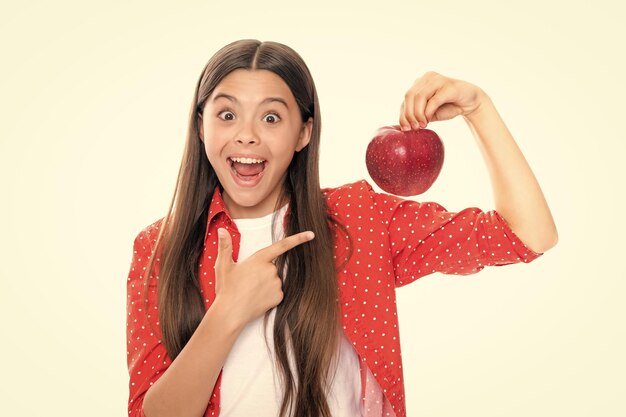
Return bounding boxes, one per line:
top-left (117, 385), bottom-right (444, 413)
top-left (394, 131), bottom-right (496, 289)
top-left (228, 156), bottom-right (267, 182)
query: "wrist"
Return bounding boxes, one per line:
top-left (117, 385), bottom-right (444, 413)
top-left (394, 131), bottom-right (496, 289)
top-left (464, 88), bottom-right (493, 124)
top-left (205, 297), bottom-right (246, 335)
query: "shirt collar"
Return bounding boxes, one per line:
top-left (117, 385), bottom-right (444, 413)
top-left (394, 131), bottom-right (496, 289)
top-left (204, 186), bottom-right (231, 242)
top-left (207, 186), bottom-right (228, 221)
top-left (204, 185), bottom-right (294, 243)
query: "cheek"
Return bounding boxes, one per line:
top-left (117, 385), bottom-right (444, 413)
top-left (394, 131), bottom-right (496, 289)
top-left (273, 144), bottom-right (298, 168)
top-left (202, 130), bottom-right (228, 161)
top-left (205, 142), bottom-right (224, 168)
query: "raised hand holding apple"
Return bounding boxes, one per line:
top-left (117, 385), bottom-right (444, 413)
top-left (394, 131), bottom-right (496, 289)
top-left (399, 71), bottom-right (486, 131)
top-left (365, 72), bottom-right (491, 196)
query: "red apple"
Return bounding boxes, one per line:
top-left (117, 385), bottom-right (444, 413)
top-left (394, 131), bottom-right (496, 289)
top-left (366, 125), bottom-right (444, 196)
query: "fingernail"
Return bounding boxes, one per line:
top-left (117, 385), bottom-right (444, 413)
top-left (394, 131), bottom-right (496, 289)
top-left (419, 121), bottom-right (427, 128)
top-left (401, 124), bottom-right (410, 131)
top-left (411, 122), bottom-right (419, 130)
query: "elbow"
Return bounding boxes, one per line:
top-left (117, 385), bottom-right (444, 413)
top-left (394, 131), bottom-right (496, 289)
top-left (530, 228), bottom-right (559, 254)
top-left (538, 236), bottom-right (558, 254)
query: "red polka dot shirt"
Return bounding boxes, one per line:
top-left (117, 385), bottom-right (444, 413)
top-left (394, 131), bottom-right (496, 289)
top-left (126, 180), bottom-right (543, 417)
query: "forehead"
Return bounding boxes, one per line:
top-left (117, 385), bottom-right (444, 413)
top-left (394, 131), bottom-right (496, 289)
top-left (211, 69), bottom-right (295, 104)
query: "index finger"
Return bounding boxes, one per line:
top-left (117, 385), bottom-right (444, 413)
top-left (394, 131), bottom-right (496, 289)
top-left (254, 231), bottom-right (315, 262)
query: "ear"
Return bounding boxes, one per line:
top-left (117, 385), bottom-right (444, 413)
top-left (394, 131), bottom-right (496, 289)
top-left (295, 117), bottom-right (313, 152)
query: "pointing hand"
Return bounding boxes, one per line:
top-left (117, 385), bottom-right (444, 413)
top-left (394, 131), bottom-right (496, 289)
top-left (214, 228), bottom-right (315, 326)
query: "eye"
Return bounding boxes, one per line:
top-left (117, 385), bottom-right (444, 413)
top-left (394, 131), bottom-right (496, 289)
top-left (217, 110), bottom-right (235, 121)
top-left (263, 112), bottom-right (281, 124)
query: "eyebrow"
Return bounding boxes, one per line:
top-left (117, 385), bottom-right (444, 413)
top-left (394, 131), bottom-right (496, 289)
top-left (212, 93), bottom-right (289, 109)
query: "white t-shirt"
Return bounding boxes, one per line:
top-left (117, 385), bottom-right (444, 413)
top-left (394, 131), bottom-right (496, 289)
top-left (219, 206), bottom-right (363, 417)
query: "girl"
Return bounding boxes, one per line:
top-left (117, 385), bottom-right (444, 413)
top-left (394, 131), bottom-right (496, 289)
top-left (126, 39), bottom-right (557, 417)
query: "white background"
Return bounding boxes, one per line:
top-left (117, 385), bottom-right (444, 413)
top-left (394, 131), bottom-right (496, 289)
top-left (1, 0), bottom-right (624, 415)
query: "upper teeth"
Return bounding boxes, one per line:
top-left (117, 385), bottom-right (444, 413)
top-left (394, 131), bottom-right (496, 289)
top-left (231, 157), bottom-right (264, 164)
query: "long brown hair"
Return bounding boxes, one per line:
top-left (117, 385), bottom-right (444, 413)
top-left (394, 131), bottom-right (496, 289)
top-left (141, 39), bottom-right (347, 417)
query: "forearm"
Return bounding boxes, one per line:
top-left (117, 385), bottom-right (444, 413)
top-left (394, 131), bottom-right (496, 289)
top-left (463, 91), bottom-right (558, 254)
top-left (142, 299), bottom-right (243, 417)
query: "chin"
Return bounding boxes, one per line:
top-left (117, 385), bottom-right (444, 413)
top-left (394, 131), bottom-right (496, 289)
top-left (222, 188), bottom-right (274, 217)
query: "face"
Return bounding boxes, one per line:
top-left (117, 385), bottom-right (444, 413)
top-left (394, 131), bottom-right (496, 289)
top-left (199, 69), bottom-right (312, 219)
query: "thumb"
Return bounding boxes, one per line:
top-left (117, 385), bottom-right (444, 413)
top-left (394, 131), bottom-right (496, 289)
top-left (215, 228), bottom-right (234, 273)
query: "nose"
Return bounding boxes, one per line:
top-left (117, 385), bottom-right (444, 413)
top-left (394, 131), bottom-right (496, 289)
top-left (235, 121), bottom-right (258, 145)
top-left (236, 135), bottom-right (257, 145)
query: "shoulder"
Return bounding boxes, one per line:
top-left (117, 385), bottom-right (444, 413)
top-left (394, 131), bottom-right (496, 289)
top-left (322, 179), bottom-right (407, 210)
top-left (133, 217), bottom-right (166, 254)
top-left (127, 217), bottom-right (166, 285)
top-left (322, 179), bottom-right (416, 228)
top-left (321, 179), bottom-right (374, 201)
top-left (322, 180), bottom-right (374, 215)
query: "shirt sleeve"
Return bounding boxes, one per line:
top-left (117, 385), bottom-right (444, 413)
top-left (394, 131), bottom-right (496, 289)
top-left (126, 223), bottom-right (172, 417)
top-left (373, 189), bottom-right (544, 287)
